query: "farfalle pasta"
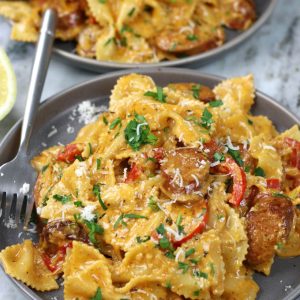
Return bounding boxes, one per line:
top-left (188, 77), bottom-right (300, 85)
top-left (0, 0), bottom-right (256, 63)
top-left (1, 74), bottom-right (300, 299)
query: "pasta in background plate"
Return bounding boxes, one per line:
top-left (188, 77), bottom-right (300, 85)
top-left (1, 74), bottom-right (300, 299)
top-left (0, 0), bottom-right (256, 63)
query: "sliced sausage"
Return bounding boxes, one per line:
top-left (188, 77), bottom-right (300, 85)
top-left (246, 193), bottom-right (294, 266)
top-left (160, 148), bottom-right (210, 195)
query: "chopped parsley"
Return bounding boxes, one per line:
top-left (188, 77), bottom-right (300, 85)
top-left (178, 262), bottom-right (189, 274)
top-left (276, 242), bottom-right (283, 249)
top-left (244, 165), bottom-right (250, 173)
top-left (93, 184), bottom-right (107, 210)
top-left (109, 117), bottom-right (122, 130)
top-left (124, 113), bottom-right (157, 151)
top-left (98, 0), bottom-right (106, 3)
top-left (193, 269), bottom-right (208, 279)
top-left (75, 155), bottom-right (84, 162)
top-left (102, 116), bottom-right (108, 125)
top-left (248, 118), bottom-right (253, 125)
top-left (166, 280), bottom-right (172, 289)
top-left (41, 164), bottom-right (49, 173)
top-left (74, 200), bottom-right (84, 208)
top-left (144, 86), bottom-right (166, 103)
top-left (176, 214), bottom-right (184, 235)
top-left (165, 251), bottom-right (175, 259)
top-left (53, 194), bottom-right (71, 204)
top-left (213, 152), bottom-right (225, 162)
top-left (128, 7), bottom-right (135, 17)
top-left (193, 290), bottom-right (201, 296)
top-left (88, 143), bottom-right (93, 155)
top-left (136, 236), bottom-right (150, 243)
top-left (191, 84), bottom-right (201, 99)
top-left (185, 248), bottom-right (195, 258)
top-left (254, 167), bottom-right (265, 177)
top-left (159, 236), bottom-right (171, 249)
top-left (113, 213), bottom-right (148, 229)
top-left (156, 223), bottom-right (166, 235)
top-left (90, 287), bottom-right (102, 300)
top-left (146, 157), bottom-right (157, 163)
top-left (272, 192), bottom-right (289, 199)
top-left (186, 34), bottom-right (198, 41)
top-left (209, 100), bottom-right (223, 107)
top-left (200, 108), bottom-right (213, 129)
top-left (85, 219), bottom-right (104, 244)
top-left (209, 262), bottom-right (215, 276)
top-left (227, 148), bottom-right (244, 166)
top-left (96, 158), bottom-right (101, 170)
top-left (148, 196), bottom-right (160, 212)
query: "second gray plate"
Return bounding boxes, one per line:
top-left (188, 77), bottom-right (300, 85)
top-left (54, 0), bottom-right (277, 72)
top-left (0, 68), bottom-right (299, 300)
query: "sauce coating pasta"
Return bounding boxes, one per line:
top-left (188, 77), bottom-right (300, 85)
top-left (1, 74), bottom-right (300, 299)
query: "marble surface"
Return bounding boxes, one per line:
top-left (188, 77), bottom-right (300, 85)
top-left (0, 0), bottom-right (300, 299)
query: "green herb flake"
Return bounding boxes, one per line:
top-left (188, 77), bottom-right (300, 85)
top-left (93, 184), bottom-right (107, 211)
top-left (102, 116), bottom-right (108, 125)
top-left (244, 165), bottom-right (250, 173)
top-left (248, 118), bottom-right (253, 125)
top-left (276, 242), bottom-right (283, 249)
top-left (201, 108), bottom-right (213, 130)
top-left (209, 262), bottom-right (215, 276)
top-left (213, 152), bottom-right (225, 162)
top-left (85, 220), bottom-right (104, 244)
top-left (165, 251), bottom-right (175, 259)
top-left (144, 86), bottom-right (167, 103)
top-left (178, 262), bottom-right (189, 274)
top-left (73, 213), bottom-right (81, 222)
top-left (159, 236), bottom-right (171, 249)
top-left (193, 290), bottom-right (201, 296)
top-left (146, 157), bottom-right (157, 163)
top-left (186, 34), bottom-right (198, 41)
top-left (148, 196), bottom-right (160, 212)
top-left (75, 155), bottom-right (84, 162)
top-left (114, 213), bottom-right (148, 229)
top-left (185, 248), bottom-right (195, 258)
top-left (109, 117), bottom-right (122, 130)
top-left (53, 194), bottom-right (71, 204)
top-left (209, 100), bottom-right (223, 107)
top-left (124, 113), bottom-right (157, 151)
top-left (254, 167), bottom-right (266, 177)
top-left (74, 200), bottom-right (84, 208)
top-left (191, 84), bottom-right (201, 100)
top-left (128, 7), bottom-right (135, 17)
top-left (41, 164), bottom-right (49, 173)
top-left (88, 143), bottom-right (93, 155)
top-left (90, 287), bottom-right (102, 300)
top-left (156, 223), bottom-right (165, 235)
top-left (272, 192), bottom-right (289, 199)
top-left (96, 158), bottom-right (101, 170)
top-left (136, 236), bottom-right (150, 243)
top-left (98, 0), bottom-right (106, 3)
top-left (166, 280), bottom-right (172, 289)
top-left (227, 148), bottom-right (244, 167)
top-left (193, 269), bottom-right (208, 279)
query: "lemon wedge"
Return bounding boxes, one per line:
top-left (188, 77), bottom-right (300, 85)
top-left (0, 47), bottom-right (17, 121)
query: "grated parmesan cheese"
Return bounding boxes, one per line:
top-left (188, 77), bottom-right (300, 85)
top-left (19, 183), bottom-right (30, 194)
top-left (81, 205), bottom-right (96, 221)
top-left (77, 101), bottom-right (107, 125)
top-left (47, 125), bottom-right (58, 138)
top-left (175, 247), bottom-right (185, 262)
top-left (67, 124), bottom-right (75, 134)
top-left (226, 136), bottom-right (239, 150)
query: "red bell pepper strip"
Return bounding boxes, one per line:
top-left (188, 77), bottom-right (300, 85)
top-left (284, 138), bottom-right (300, 169)
top-left (266, 178), bottom-right (281, 189)
top-left (153, 147), bottom-right (164, 162)
top-left (220, 157), bottom-right (247, 206)
top-left (42, 242), bottom-right (73, 273)
top-left (57, 144), bottom-right (83, 164)
top-left (172, 203), bottom-right (208, 248)
top-left (125, 163), bottom-right (140, 183)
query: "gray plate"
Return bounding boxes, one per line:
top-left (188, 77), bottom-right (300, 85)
top-left (54, 0), bottom-right (277, 73)
top-left (0, 68), bottom-right (299, 300)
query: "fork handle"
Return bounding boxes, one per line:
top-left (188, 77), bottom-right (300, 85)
top-left (19, 9), bottom-right (57, 154)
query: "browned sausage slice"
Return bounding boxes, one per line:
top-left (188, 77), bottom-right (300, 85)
top-left (160, 148), bottom-right (210, 195)
top-left (246, 194), bottom-right (294, 266)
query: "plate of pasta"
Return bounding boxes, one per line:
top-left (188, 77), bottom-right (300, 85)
top-left (0, 0), bottom-right (276, 72)
top-left (0, 68), bottom-right (300, 300)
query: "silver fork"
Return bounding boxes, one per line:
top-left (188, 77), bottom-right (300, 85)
top-left (0, 9), bottom-right (57, 230)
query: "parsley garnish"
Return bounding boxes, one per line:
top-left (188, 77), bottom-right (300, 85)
top-left (178, 262), bottom-right (189, 274)
top-left (272, 192), bottom-right (289, 199)
top-left (144, 86), bottom-right (166, 103)
top-left (165, 251), bottom-right (175, 259)
top-left (136, 236), bottom-right (150, 243)
top-left (74, 200), bottom-right (84, 208)
top-left (146, 157), bottom-right (157, 163)
top-left (166, 280), bottom-right (172, 289)
top-left (156, 223), bottom-right (166, 235)
top-left (191, 84), bottom-right (201, 99)
top-left (124, 113), bottom-right (157, 151)
top-left (109, 117), bottom-right (122, 129)
top-left (114, 213), bottom-right (148, 229)
top-left (75, 155), bottom-right (84, 162)
top-left (185, 248), bottom-right (195, 258)
top-left (96, 158), bottom-right (101, 170)
top-left (276, 242), bottom-right (283, 249)
top-left (176, 214), bottom-right (184, 235)
top-left (98, 0), bottom-right (106, 3)
top-left (93, 184), bottom-right (107, 210)
top-left (41, 164), bottom-right (49, 173)
top-left (209, 100), bottom-right (223, 107)
top-left (159, 236), bottom-right (171, 249)
top-left (200, 108), bottom-right (213, 129)
top-left (148, 196), bottom-right (160, 212)
top-left (244, 165), bottom-right (250, 172)
top-left (187, 34), bottom-right (198, 41)
top-left (209, 262), bottom-right (215, 276)
top-left (88, 143), bottom-right (93, 155)
top-left (53, 194), bottom-right (71, 204)
top-left (193, 290), bottom-right (201, 296)
top-left (248, 118), bottom-right (253, 125)
top-left (90, 287), bottom-right (102, 300)
top-left (213, 152), bottom-right (225, 162)
top-left (193, 269), bottom-right (208, 278)
top-left (128, 7), bottom-right (135, 16)
top-left (227, 148), bottom-right (243, 166)
top-left (254, 167), bottom-right (265, 177)
top-left (102, 116), bottom-right (108, 125)
top-left (85, 219), bottom-right (104, 244)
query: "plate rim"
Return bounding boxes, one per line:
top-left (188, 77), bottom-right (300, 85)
top-left (53, 0), bottom-right (277, 71)
top-left (1, 67), bottom-right (299, 300)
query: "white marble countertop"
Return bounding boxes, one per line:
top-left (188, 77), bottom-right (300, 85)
top-left (0, 0), bottom-right (299, 299)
